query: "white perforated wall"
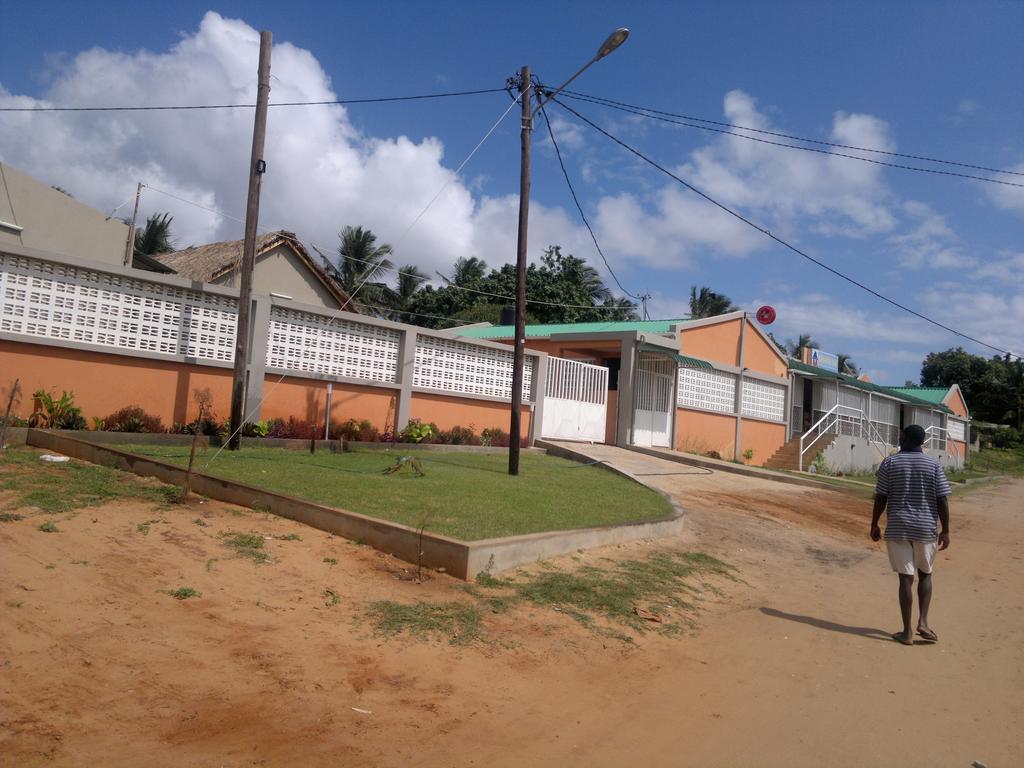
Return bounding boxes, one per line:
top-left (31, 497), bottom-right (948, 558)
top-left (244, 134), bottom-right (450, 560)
top-left (677, 366), bottom-right (737, 413)
top-left (741, 378), bottom-right (787, 422)
top-left (414, 335), bottom-right (533, 400)
top-left (0, 252), bottom-right (237, 361)
top-left (265, 306), bottom-right (400, 382)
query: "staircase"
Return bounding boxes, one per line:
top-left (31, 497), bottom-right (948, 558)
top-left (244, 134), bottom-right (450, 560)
top-left (765, 429), bottom-right (836, 472)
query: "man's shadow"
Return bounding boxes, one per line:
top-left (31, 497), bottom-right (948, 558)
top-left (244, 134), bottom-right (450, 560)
top-left (760, 607), bottom-right (892, 642)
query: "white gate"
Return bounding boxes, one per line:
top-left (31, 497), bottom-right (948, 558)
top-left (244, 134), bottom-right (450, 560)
top-left (541, 357), bottom-right (609, 442)
top-left (633, 352), bottom-right (675, 447)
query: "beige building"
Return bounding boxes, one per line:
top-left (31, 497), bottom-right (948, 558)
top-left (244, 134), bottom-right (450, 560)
top-left (155, 231), bottom-right (351, 309)
top-left (0, 162), bottom-right (130, 265)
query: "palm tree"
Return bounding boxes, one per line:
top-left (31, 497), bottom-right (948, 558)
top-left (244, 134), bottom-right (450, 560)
top-left (332, 226), bottom-right (394, 311)
top-left (688, 286), bottom-right (738, 319)
top-left (390, 265), bottom-right (429, 320)
top-left (134, 213), bottom-right (174, 256)
top-left (787, 334), bottom-right (818, 360)
top-left (449, 256), bottom-right (487, 286)
top-left (838, 354), bottom-right (859, 376)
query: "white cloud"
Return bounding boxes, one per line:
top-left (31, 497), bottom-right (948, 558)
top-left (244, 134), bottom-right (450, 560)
top-left (920, 287), bottom-right (1024, 358)
top-left (888, 201), bottom-right (972, 270)
top-left (0, 11), bottom-right (578, 279)
top-left (983, 161), bottom-right (1024, 215)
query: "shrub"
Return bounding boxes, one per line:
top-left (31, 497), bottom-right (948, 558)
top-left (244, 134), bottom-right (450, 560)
top-left (480, 427), bottom-right (510, 447)
top-left (399, 418), bottom-right (434, 444)
top-left (241, 420), bottom-right (269, 438)
top-left (266, 417), bottom-right (317, 440)
top-left (990, 427), bottom-right (1021, 449)
top-left (335, 418), bottom-right (380, 442)
top-left (29, 389), bottom-right (87, 430)
top-left (102, 405), bottom-right (165, 433)
top-left (436, 425), bottom-right (480, 446)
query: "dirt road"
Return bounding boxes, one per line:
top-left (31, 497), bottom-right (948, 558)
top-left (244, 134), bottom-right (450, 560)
top-left (1, 460), bottom-right (1021, 767)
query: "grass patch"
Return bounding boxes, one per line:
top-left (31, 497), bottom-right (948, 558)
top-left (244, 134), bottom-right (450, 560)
top-left (121, 445), bottom-right (673, 540)
top-left (136, 519), bottom-right (161, 535)
top-left (277, 533), bottom-right (301, 541)
top-left (193, 518), bottom-right (208, 527)
top-left (966, 447), bottom-right (1024, 477)
top-left (323, 557), bottom-right (338, 566)
top-left (167, 587), bottom-right (201, 600)
top-left (0, 447), bottom-right (177, 513)
top-left (367, 600), bottom-right (483, 645)
top-left (220, 530), bottom-right (270, 563)
top-left (38, 521), bottom-right (59, 533)
top-left (479, 551), bottom-right (734, 635)
top-left (0, 512), bottom-right (25, 522)
top-left (323, 588), bottom-right (340, 607)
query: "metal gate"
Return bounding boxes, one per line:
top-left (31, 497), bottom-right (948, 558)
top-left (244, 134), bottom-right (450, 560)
top-left (541, 357), bottom-right (609, 442)
top-left (632, 352), bottom-right (675, 447)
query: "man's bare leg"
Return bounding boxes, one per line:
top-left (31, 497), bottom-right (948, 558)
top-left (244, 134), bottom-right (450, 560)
top-left (917, 571), bottom-right (937, 641)
top-left (895, 574), bottom-right (914, 644)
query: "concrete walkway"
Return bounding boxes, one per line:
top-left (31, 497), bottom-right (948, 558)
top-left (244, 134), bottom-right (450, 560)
top-left (541, 441), bottom-right (832, 501)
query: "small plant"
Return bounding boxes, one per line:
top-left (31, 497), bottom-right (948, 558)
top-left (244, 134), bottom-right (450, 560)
top-left (323, 557), bottom-right (338, 566)
top-left (480, 427), bottom-right (510, 447)
top-left (221, 531), bottom-right (270, 563)
top-left (193, 518), bottom-right (208, 527)
top-left (399, 418), bottom-right (434, 444)
top-left (323, 588), bottom-right (340, 607)
top-left (277, 532), bottom-right (301, 541)
top-left (91, 417), bottom-right (106, 431)
top-left (810, 452), bottom-right (831, 475)
top-left (29, 389), bottom-right (87, 430)
top-left (436, 425), bottom-right (479, 445)
top-left (241, 420), bottom-right (270, 438)
top-left (102, 405), bottom-right (165, 433)
top-left (742, 448), bottom-right (755, 463)
top-left (38, 521), bottom-right (59, 533)
top-left (168, 587), bottom-right (201, 600)
top-left (1, 513), bottom-right (25, 523)
top-left (136, 519), bottom-right (161, 535)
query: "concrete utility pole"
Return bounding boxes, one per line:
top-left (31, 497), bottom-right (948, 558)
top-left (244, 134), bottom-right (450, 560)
top-left (228, 30), bottom-right (272, 451)
top-left (123, 182), bottom-right (142, 266)
top-left (508, 65), bottom-right (532, 476)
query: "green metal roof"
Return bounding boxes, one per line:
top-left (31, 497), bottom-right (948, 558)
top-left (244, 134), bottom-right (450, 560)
top-left (788, 360), bottom-right (953, 413)
top-left (454, 319), bottom-right (691, 340)
top-left (638, 342), bottom-right (713, 370)
top-left (884, 387), bottom-right (949, 405)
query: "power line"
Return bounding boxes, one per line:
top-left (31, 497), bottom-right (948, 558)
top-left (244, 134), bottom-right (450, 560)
top-left (554, 98), bottom-right (1015, 357)
top-left (561, 89), bottom-right (1024, 179)
top-left (0, 87), bottom-right (508, 113)
top-left (536, 97), bottom-right (641, 302)
top-left (554, 90), bottom-right (1024, 189)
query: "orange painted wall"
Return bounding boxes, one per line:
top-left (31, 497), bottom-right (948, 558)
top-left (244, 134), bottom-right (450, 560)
top-left (605, 390), bottom-right (619, 444)
top-left (678, 318), bottom-right (786, 377)
top-left (946, 389), bottom-right (970, 419)
top-left (679, 319), bottom-right (741, 368)
top-left (739, 419), bottom-right (786, 467)
top-left (0, 339), bottom-right (232, 426)
top-left (742, 322), bottom-right (789, 377)
top-left (675, 408), bottom-right (737, 459)
top-left (410, 392), bottom-right (528, 435)
top-left (260, 376), bottom-right (398, 431)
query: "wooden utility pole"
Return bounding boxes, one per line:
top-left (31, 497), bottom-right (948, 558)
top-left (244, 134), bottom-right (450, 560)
top-left (508, 66), bottom-right (532, 476)
top-left (123, 182), bottom-right (142, 266)
top-left (0, 378), bottom-right (19, 450)
top-left (228, 30), bottom-right (272, 451)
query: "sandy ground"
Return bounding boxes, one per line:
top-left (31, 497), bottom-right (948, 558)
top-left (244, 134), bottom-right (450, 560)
top-left (1, 452), bottom-right (1021, 767)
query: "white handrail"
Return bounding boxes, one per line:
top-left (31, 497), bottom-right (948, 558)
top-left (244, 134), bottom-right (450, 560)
top-left (924, 425), bottom-right (948, 450)
top-left (799, 403), bottom-right (862, 471)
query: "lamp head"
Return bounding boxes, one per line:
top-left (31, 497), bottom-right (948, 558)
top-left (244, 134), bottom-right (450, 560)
top-left (596, 28), bottom-right (630, 59)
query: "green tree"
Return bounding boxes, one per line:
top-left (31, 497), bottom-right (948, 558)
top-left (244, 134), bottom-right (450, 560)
top-left (787, 334), bottom-right (818, 359)
top-left (330, 225), bottom-right (394, 312)
top-left (837, 354), bottom-right (858, 376)
top-left (389, 265), bottom-right (429, 322)
top-left (447, 256), bottom-right (487, 286)
top-left (920, 347), bottom-right (1024, 427)
top-left (688, 286), bottom-right (738, 319)
top-left (134, 213), bottom-right (174, 256)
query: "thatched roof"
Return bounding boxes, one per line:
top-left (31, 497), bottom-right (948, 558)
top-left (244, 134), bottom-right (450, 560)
top-left (154, 231), bottom-right (349, 306)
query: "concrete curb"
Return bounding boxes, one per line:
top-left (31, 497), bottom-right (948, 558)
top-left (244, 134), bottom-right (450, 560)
top-left (23, 430), bottom-right (684, 579)
top-left (624, 445), bottom-right (846, 491)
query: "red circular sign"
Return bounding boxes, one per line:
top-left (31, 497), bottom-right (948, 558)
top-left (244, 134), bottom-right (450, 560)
top-left (756, 305), bottom-right (776, 325)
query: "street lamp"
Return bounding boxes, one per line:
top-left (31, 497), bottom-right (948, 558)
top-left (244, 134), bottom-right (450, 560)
top-left (507, 28), bottom-right (630, 476)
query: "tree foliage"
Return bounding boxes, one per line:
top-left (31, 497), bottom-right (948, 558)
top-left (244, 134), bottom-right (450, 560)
top-left (688, 286), bottom-right (738, 319)
top-left (134, 213), bottom-right (174, 256)
top-left (921, 347), bottom-right (1023, 428)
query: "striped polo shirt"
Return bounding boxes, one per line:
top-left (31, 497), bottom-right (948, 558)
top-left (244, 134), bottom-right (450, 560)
top-left (876, 448), bottom-right (952, 541)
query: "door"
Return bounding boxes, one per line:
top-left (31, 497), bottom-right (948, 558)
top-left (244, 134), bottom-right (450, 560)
top-left (632, 352), bottom-right (676, 447)
top-left (540, 357), bottom-right (609, 442)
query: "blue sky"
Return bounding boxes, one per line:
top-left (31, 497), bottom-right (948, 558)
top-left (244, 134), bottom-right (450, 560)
top-left (2, 1), bottom-right (1022, 384)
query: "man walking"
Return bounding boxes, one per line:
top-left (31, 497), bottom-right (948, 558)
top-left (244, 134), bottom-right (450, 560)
top-left (870, 424), bottom-right (951, 645)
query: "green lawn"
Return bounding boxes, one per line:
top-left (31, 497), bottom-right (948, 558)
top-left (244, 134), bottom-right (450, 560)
top-left (120, 445), bottom-right (673, 540)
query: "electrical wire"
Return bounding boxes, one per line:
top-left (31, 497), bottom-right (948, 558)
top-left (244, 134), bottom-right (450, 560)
top-left (0, 87), bottom-right (508, 113)
top-left (537, 98), bottom-right (641, 302)
top-left (560, 89), bottom-right (1024, 180)
top-left (553, 98), bottom-right (1016, 358)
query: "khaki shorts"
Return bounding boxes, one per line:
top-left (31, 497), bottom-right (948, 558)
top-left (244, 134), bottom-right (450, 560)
top-left (886, 539), bottom-right (937, 575)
